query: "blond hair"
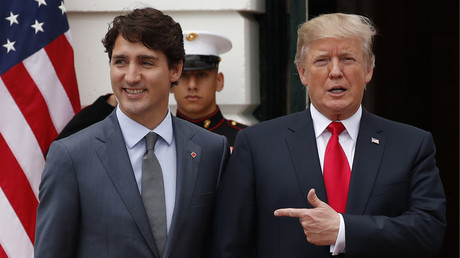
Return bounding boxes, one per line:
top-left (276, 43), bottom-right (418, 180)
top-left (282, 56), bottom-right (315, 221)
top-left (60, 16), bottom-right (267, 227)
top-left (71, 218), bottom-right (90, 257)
top-left (294, 13), bottom-right (376, 69)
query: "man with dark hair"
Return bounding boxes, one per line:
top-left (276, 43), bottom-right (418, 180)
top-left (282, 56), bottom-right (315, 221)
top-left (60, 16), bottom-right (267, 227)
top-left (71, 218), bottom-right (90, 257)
top-left (35, 8), bottom-right (229, 258)
top-left (171, 31), bottom-right (247, 147)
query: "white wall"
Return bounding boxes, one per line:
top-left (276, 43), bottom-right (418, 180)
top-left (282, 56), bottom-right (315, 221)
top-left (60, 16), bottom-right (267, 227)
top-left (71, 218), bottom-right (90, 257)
top-left (66, 0), bottom-right (264, 125)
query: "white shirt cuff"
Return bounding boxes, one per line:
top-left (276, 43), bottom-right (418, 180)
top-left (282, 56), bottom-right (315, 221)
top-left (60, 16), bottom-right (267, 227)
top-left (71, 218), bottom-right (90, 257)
top-left (330, 213), bottom-right (346, 255)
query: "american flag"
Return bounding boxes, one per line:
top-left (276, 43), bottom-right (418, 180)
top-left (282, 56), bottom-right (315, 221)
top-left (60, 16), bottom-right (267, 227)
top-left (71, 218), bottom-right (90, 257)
top-left (0, 0), bottom-right (80, 256)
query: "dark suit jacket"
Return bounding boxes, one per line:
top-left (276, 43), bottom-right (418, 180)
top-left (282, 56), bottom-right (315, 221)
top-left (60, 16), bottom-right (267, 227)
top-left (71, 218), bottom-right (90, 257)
top-left (35, 111), bottom-right (230, 258)
top-left (212, 108), bottom-right (446, 258)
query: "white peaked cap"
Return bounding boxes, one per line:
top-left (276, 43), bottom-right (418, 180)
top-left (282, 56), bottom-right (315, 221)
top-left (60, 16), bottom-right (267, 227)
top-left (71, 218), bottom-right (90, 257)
top-left (183, 30), bottom-right (232, 56)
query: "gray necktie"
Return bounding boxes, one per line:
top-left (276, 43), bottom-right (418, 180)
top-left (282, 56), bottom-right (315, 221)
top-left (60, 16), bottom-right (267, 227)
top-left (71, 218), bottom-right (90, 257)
top-left (142, 132), bottom-right (167, 256)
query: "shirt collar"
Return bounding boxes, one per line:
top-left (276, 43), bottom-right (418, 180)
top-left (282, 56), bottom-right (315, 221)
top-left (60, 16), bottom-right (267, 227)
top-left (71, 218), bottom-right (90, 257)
top-left (310, 104), bottom-right (361, 142)
top-left (116, 106), bottom-right (174, 149)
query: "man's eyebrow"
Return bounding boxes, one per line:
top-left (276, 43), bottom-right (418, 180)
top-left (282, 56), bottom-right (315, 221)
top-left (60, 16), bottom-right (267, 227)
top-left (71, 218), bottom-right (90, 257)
top-left (111, 54), bottom-right (160, 60)
top-left (112, 54), bottom-right (126, 59)
top-left (311, 52), bottom-right (329, 59)
top-left (138, 55), bottom-right (159, 61)
top-left (339, 49), bottom-right (358, 55)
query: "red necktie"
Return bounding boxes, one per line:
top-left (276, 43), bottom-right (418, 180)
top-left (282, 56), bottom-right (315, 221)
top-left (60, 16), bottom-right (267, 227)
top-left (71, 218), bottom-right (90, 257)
top-left (323, 122), bottom-right (351, 213)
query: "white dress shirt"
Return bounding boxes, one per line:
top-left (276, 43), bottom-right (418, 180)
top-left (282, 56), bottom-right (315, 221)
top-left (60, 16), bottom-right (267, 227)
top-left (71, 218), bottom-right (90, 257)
top-left (116, 106), bottom-right (177, 233)
top-left (310, 104), bottom-right (362, 255)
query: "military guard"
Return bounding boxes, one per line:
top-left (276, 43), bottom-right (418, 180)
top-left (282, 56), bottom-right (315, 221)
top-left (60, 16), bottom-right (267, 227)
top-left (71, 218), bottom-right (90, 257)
top-left (171, 30), bottom-right (247, 146)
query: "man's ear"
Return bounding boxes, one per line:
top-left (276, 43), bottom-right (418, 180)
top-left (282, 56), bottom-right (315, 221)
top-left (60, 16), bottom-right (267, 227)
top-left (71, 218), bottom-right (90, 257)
top-left (297, 64), bottom-right (308, 86)
top-left (365, 66), bottom-right (374, 84)
top-left (216, 72), bottom-right (224, 92)
top-left (170, 61), bottom-right (183, 84)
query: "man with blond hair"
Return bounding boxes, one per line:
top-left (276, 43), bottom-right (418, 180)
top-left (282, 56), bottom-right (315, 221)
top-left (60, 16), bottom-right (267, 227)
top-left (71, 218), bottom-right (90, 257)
top-left (212, 13), bottom-right (445, 257)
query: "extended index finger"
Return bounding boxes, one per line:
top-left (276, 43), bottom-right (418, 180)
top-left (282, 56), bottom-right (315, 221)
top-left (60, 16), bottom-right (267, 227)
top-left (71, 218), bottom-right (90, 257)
top-left (274, 208), bottom-right (306, 218)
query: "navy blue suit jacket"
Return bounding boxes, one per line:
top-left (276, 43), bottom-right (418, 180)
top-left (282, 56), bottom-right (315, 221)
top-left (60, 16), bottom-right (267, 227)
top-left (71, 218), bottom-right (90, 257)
top-left (212, 108), bottom-right (445, 257)
top-left (35, 111), bottom-right (229, 258)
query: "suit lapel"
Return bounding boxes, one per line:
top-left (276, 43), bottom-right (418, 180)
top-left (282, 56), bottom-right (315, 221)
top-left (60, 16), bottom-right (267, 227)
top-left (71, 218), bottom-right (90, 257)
top-left (94, 112), bottom-right (159, 256)
top-left (346, 109), bottom-right (386, 214)
top-left (285, 109), bottom-right (328, 207)
top-left (163, 117), bottom-right (200, 257)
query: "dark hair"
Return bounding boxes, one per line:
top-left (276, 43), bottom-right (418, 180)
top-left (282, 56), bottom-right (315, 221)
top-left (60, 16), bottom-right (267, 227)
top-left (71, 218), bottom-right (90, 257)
top-left (102, 8), bottom-right (185, 69)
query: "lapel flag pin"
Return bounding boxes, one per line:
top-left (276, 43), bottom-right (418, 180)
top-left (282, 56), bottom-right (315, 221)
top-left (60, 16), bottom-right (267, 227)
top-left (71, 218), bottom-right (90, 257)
top-left (191, 152), bottom-right (197, 159)
top-left (371, 137), bottom-right (380, 145)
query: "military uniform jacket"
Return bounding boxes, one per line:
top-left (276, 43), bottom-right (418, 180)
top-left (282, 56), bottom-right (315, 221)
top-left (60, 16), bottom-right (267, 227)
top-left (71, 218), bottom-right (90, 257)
top-left (176, 106), bottom-right (247, 146)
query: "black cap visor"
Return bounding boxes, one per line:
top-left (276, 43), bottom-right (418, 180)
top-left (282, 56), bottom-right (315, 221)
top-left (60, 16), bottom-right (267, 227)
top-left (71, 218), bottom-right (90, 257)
top-left (183, 55), bottom-right (220, 71)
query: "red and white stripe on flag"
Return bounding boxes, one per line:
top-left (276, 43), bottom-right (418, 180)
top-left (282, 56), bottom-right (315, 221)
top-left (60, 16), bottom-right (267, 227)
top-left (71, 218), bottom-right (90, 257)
top-left (0, 0), bottom-right (80, 257)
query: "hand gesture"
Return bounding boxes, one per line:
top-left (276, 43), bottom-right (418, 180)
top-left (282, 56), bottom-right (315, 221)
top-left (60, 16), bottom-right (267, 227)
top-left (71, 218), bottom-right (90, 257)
top-left (274, 189), bottom-right (340, 245)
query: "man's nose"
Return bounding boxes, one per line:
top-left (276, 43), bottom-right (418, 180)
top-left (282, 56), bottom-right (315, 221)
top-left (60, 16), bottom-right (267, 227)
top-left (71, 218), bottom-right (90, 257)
top-left (187, 75), bottom-right (198, 90)
top-left (329, 59), bottom-right (343, 79)
top-left (125, 64), bottom-right (141, 84)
